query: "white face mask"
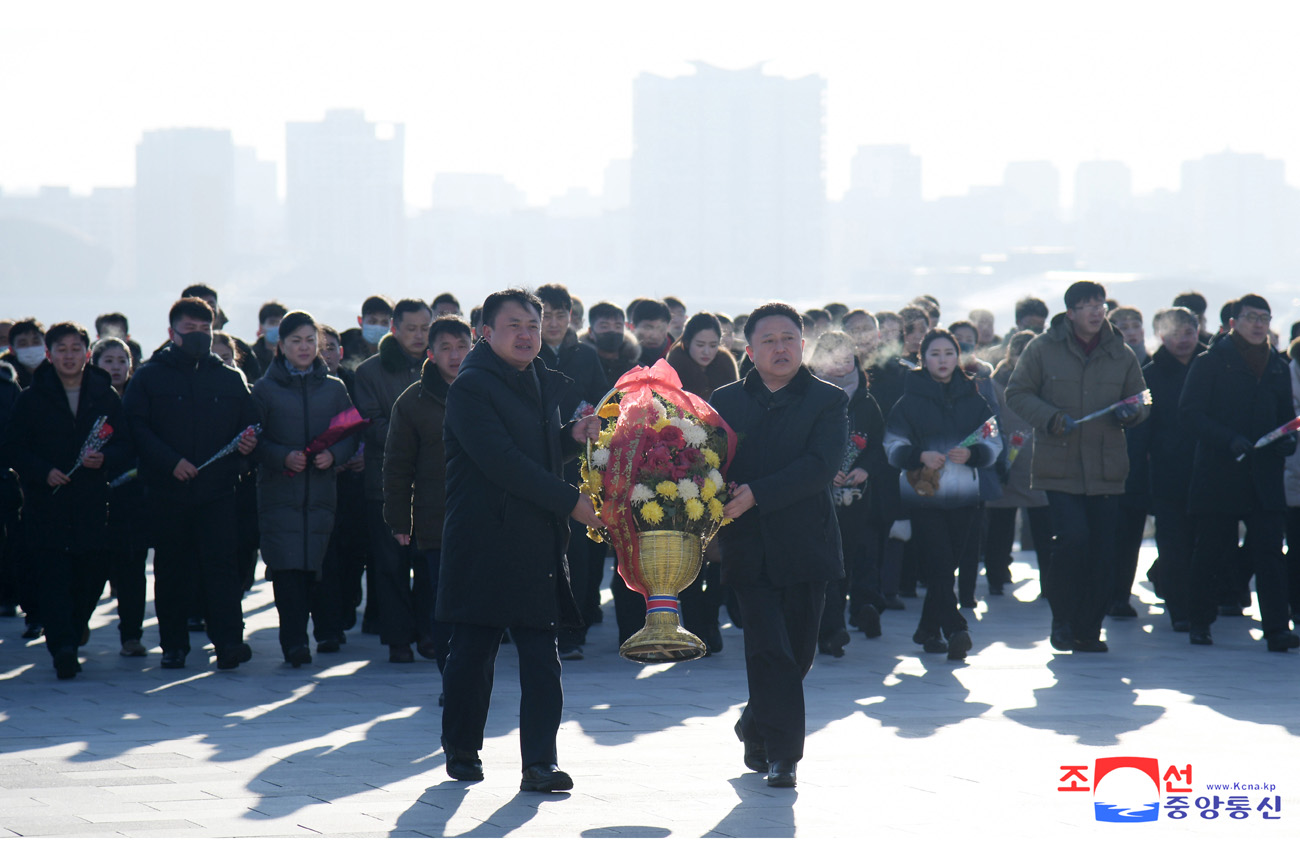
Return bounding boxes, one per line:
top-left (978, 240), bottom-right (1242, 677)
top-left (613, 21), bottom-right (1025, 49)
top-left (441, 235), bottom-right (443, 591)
top-left (15, 345), bottom-right (46, 369)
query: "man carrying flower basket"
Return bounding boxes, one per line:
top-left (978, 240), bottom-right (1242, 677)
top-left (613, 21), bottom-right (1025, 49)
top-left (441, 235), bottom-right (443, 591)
top-left (710, 303), bottom-right (849, 788)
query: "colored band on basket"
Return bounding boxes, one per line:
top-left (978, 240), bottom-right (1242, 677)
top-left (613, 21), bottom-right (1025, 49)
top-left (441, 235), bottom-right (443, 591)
top-left (646, 595), bottom-right (680, 615)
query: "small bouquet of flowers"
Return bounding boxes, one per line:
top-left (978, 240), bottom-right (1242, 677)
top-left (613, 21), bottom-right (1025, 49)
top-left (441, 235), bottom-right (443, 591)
top-left (1006, 429), bottom-right (1030, 467)
top-left (1235, 415), bottom-right (1300, 462)
top-left (196, 424), bottom-right (263, 472)
top-left (834, 432), bottom-right (868, 507)
top-left (56, 416), bottom-right (112, 493)
top-left (286, 407), bottom-right (369, 477)
top-left (907, 416), bottom-right (998, 497)
top-left (1076, 389), bottom-right (1152, 424)
top-left (570, 400), bottom-right (596, 423)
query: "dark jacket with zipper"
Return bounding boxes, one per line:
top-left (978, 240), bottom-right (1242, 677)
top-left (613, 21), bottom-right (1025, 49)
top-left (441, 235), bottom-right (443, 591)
top-left (1179, 334), bottom-right (1296, 514)
top-left (383, 359), bottom-right (450, 551)
top-left (354, 333), bottom-right (425, 502)
top-left (711, 365), bottom-right (848, 588)
top-left (3, 362), bottom-right (130, 552)
top-left (122, 342), bottom-right (258, 505)
top-left (250, 356), bottom-right (357, 573)
top-left (438, 341), bottom-right (583, 629)
top-left (1142, 344), bottom-right (1205, 504)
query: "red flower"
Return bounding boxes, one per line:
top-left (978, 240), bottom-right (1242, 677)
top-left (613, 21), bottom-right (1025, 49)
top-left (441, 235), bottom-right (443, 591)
top-left (850, 433), bottom-right (867, 450)
top-left (658, 425), bottom-right (685, 448)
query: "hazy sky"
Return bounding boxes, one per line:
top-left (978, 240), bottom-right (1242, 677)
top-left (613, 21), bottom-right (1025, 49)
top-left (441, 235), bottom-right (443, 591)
top-left (5, 0), bottom-right (1297, 207)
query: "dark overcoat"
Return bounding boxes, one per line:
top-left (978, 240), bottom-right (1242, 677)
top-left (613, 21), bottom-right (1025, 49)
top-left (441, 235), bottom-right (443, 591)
top-left (711, 366), bottom-right (848, 588)
top-left (1141, 344), bottom-right (1205, 504)
top-left (250, 356), bottom-right (357, 573)
top-left (122, 342), bottom-right (258, 504)
top-left (383, 359), bottom-right (450, 551)
top-left (3, 362), bottom-right (130, 552)
top-left (438, 341), bottom-right (582, 629)
top-left (1179, 334), bottom-right (1296, 514)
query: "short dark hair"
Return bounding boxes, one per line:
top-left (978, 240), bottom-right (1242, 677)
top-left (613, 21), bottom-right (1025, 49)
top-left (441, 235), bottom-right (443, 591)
top-left (469, 306), bottom-right (483, 331)
top-left (95, 312), bottom-right (129, 336)
top-left (1172, 291), bottom-right (1207, 316)
top-left (258, 301), bottom-right (288, 324)
top-left (392, 298), bottom-right (433, 326)
top-left (1235, 293), bottom-right (1271, 315)
top-left (1014, 297), bottom-right (1049, 322)
top-left (632, 298), bottom-right (671, 325)
top-left (899, 305), bottom-right (929, 332)
top-left (911, 296), bottom-right (939, 323)
top-left (743, 302), bottom-right (802, 342)
top-left (482, 288), bottom-right (542, 329)
top-left (1151, 307), bottom-right (1198, 338)
top-left (361, 295), bottom-right (393, 318)
top-left (947, 320), bottom-right (978, 343)
top-left (681, 312), bottom-right (721, 348)
top-left (277, 310), bottom-right (316, 342)
top-left (1108, 305), bottom-right (1142, 325)
top-left (1006, 330), bottom-right (1036, 357)
top-left (824, 302), bottom-right (849, 323)
top-left (429, 315), bottom-right (473, 346)
top-left (715, 313), bottom-right (733, 327)
top-left (318, 324), bottom-right (341, 345)
top-left (535, 283), bottom-right (573, 311)
top-left (44, 321), bottom-right (90, 351)
top-left (625, 297), bottom-right (650, 321)
top-left (662, 296), bottom-right (686, 315)
top-left (919, 327), bottom-right (961, 361)
top-left (9, 318), bottom-right (45, 343)
top-left (431, 292), bottom-right (461, 311)
top-left (1290, 336), bottom-right (1300, 364)
top-left (92, 336), bottom-right (132, 367)
top-left (588, 302), bottom-right (624, 328)
top-left (170, 297), bottom-right (214, 328)
top-left (1063, 281), bottom-right (1106, 310)
top-left (181, 283), bottom-right (218, 304)
top-left (1219, 299), bottom-right (1239, 327)
top-left (805, 308), bottom-right (831, 325)
top-left (843, 309), bottom-right (876, 329)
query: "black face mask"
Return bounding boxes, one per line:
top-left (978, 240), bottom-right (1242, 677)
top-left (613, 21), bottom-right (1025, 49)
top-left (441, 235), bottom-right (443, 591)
top-left (177, 331), bottom-right (212, 361)
top-left (594, 331), bottom-right (625, 353)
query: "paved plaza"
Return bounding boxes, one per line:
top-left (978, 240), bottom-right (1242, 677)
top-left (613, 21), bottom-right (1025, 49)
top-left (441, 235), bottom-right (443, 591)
top-left (2, 544), bottom-right (1298, 848)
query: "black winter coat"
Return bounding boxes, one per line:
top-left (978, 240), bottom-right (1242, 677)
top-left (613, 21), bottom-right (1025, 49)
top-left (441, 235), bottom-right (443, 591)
top-left (540, 331), bottom-right (609, 423)
top-left (354, 333), bottom-right (424, 502)
top-left (3, 363), bottom-right (130, 552)
top-left (883, 369), bottom-right (1001, 510)
top-left (251, 356), bottom-right (357, 573)
top-left (438, 341), bottom-right (583, 629)
top-left (840, 369), bottom-right (888, 531)
top-left (383, 360), bottom-right (450, 551)
top-left (1180, 334), bottom-right (1297, 514)
top-left (123, 343), bottom-right (258, 504)
top-left (711, 366), bottom-right (848, 588)
top-left (1142, 344), bottom-right (1204, 504)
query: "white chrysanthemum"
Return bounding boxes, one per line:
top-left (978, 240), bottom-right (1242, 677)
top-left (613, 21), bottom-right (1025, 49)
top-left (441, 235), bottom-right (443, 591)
top-left (631, 483), bottom-right (655, 504)
top-left (591, 448), bottom-right (610, 468)
top-left (671, 417), bottom-right (708, 447)
top-left (677, 479), bottom-right (700, 500)
top-left (708, 468), bottom-right (724, 489)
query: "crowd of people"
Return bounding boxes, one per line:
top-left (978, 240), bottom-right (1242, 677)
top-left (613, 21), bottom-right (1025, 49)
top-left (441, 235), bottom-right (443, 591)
top-left (2, 279), bottom-right (1299, 790)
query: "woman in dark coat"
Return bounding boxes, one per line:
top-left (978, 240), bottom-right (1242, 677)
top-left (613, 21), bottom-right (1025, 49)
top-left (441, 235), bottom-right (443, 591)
top-left (3, 323), bottom-right (130, 679)
top-left (884, 329), bottom-right (1001, 661)
top-left (93, 337), bottom-right (151, 658)
top-left (251, 311), bottom-right (358, 667)
top-left (667, 312), bottom-right (739, 654)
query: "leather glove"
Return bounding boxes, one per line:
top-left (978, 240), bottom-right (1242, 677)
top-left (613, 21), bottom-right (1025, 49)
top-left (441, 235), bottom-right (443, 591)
top-left (1049, 412), bottom-right (1078, 436)
top-left (1114, 402), bottom-right (1140, 421)
top-left (1228, 436), bottom-right (1253, 459)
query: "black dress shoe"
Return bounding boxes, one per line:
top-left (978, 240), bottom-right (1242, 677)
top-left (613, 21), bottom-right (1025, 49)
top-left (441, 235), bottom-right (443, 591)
top-left (818, 627), bottom-right (850, 658)
top-left (443, 742), bottom-right (484, 782)
top-left (389, 645), bottom-right (414, 663)
top-left (520, 763), bottom-right (574, 792)
top-left (217, 642), bottom-right (252, 670)
top-left (766, 759), bottom-right (797, 788)
top-left (316, 638), bottom-right (340, 654)
top-left (735, 718), bottom-right (767, 772)
top-left (1072, 638), bottom-right (1109, 653)
top-left (702, 623), bottom-right (724, 655)
top-left (54, 648), bottom-right (81, 680)
top-left (1049, 621), bottom-right (1074, 652)
top-left (881, 595), bottom-right (906, 611)
top-left (947, 629), bottom-right (973, 660)
top-left (21, 622), bottom-right (43, 640)
top-left (285, 645), bottom-right (312, 668)
top-left (1171, 620), bottom-right (1190, 633)
top-left (1108, 601), bottom-right (1138, 618)
top-left (986, 583), bottom-right (1004, 596)
top-left (416, 636), bottom-right (440, 660)
top-left (1265, 631), bottom-right (1300, 652)
top-left (160, 649), bottom-right (187, 669)
top-left (1189, 627), bottom-right (1213, 646)
top-left (850, 606), bottom-right (882, 638)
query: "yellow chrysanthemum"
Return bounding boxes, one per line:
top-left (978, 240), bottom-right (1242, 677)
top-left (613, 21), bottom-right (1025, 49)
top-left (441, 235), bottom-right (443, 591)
top-left (652, 417), bottom-right (670, 432)
top-left (597, 402), bottom-right (621, 418)
top-left (596, 428), bottom-right (614, 449)
top-left (708, 498), bottom-right (725, 521)
top-left (701, 478), bottom-right (717, 501)
top-left (655, 480), bottom-right (678, 499)
top-left (702, 448), bottom-right (720, 468)
top-left (584, 472), bottom-right (602, 494)
top-left (685, 499), bottom-right (705, 520)
top-left (640, 501), bottom-right (664, 525)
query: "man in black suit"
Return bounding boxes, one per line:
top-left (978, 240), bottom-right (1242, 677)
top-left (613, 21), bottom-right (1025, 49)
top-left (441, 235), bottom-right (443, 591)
top-left (711, 303), bottom-right (848, 788)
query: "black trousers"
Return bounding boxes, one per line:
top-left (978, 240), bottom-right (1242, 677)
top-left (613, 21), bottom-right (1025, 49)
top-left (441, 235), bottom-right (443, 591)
top-left (270, 567), bottom-right (342, 652)
top-left (152, 495), bottom-right (244, 653)
top-left (956, 504), bottom-right (986, 605)
top-left (1152, 497), bottom-right (1194, 625)
top-left (1112, 503), bottom-right (1148, 604)
top-left (681, 559), bottom-right (723, 637)
top-left (37, 548), bottom-right (106, 657)
top-left (365, 500), bottom-right (426, 647)
top-left (847, 516), bottom-right (886, 616)
top-left (1190, 510), bottom-right (1290, 634)
top-left (913, 507), bottom-right (975, 637)
top-left (1287, 506), bottom-right (1300, 616)
top-left (984, 506), bottom-right (1054, 588)
top-left (441, 622), bottom-right (563, 768)
top-left (416, 548), bottom-right (451, 671)
top-left (1045, 492), bottom-right (1119, 642)
top-left (609, 554), bottom-right (646, 645)
top-left (734, 579), bottom-right (825, 763)
top-left (109, 547), bottom-right (149, 643)
top-left (558, 518), bottom-right (590, 649)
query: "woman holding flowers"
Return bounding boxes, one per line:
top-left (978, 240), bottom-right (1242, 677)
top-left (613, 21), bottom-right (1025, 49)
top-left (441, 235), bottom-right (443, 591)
top-left (250, 310), bottom-right (358, 667)
top-left (884, 329), bottom-right (1001, 661)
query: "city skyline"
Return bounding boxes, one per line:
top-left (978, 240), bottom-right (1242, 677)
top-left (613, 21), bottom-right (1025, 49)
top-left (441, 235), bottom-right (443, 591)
top-left (6, 1), bottom-right (1300, 206)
